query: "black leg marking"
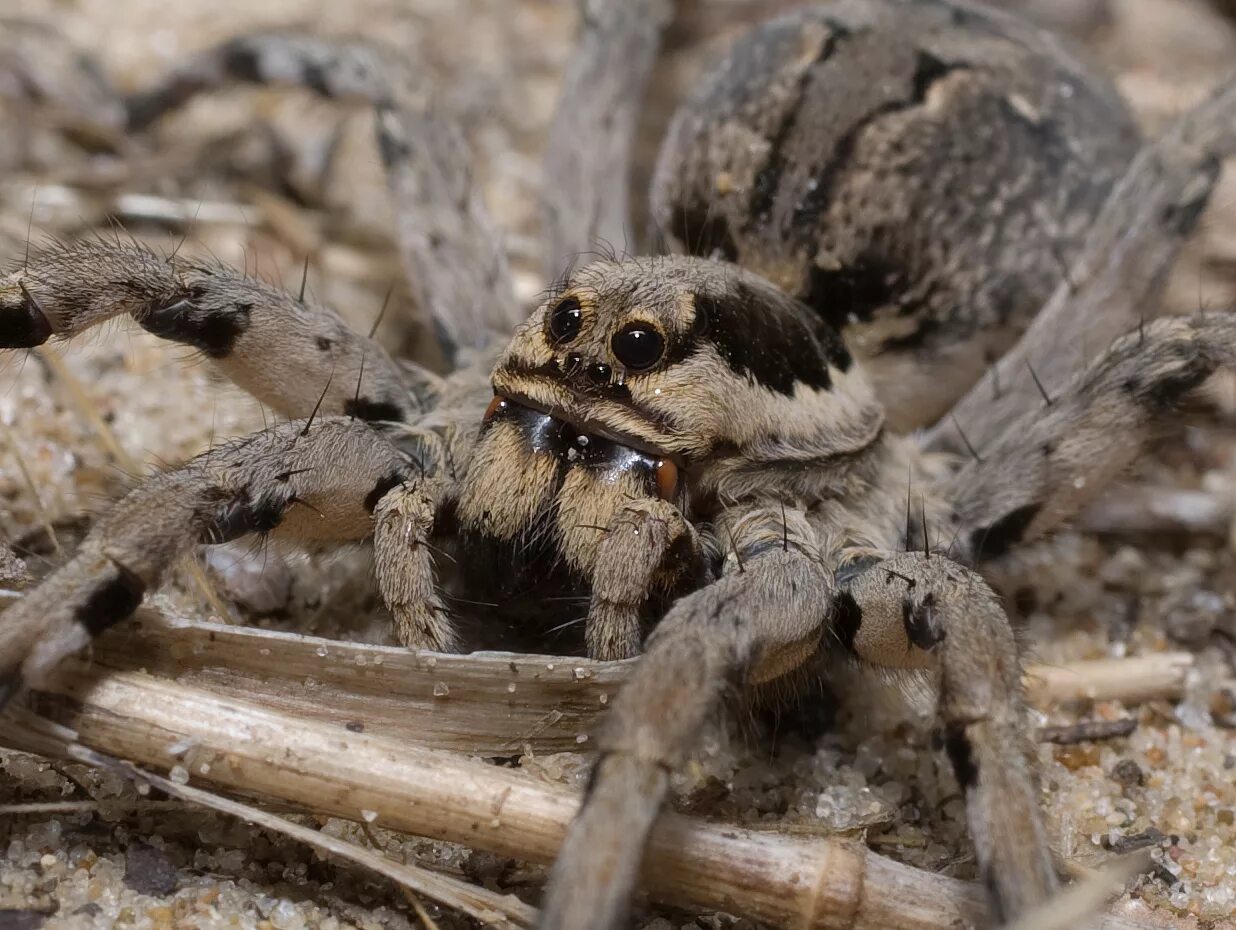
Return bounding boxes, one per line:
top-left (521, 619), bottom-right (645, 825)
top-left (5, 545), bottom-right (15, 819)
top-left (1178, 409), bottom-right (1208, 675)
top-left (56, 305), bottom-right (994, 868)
top-left (344, 397), bottom-right (405, 423)
top-left (943, 724), bottom-right (978, 792)
top-left (1142, 366), bottom-right (1213, 409)
top-left (364, 472), bottom-right (407, 513)
top-left (0, 284), bottom-right (54, 348)
top-left (221, 37), bottom-right (264, 82)
top-left (901, 591), bottom-right (942, 650)
top-left (203, 492), bottom-right (287, 543)
top-left (970, 503), bottom-right (1041, 560)
top-left (138, 293), bottom-right (250, 358)
top-left (833, 589), bottom-right (863, 651)
top-left (76, 562), bottom-right (147, 636)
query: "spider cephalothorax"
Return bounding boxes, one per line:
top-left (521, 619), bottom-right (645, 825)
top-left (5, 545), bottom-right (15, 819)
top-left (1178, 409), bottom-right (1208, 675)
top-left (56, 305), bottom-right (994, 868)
top-left (496, 258), bottom-right (874, 464)
top-left (1, 1), bottom-right (1234, 929)
top-left (450, 256), bottom-right (883, 654)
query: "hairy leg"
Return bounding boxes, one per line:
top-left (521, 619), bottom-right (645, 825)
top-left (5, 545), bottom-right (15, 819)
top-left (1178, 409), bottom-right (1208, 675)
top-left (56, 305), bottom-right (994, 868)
top-left (931, 77), bottom-right (1236, 452)
top-left (0, 418), bottom-right (416, 700)
top-left (124, 33), bottom-right (397, 131)
top-left (939, 313), bottom-right (1236, 559)
top-left (121, 32), bottom-right (521, 357)
top-left (540, 504), bottom-right (830, 930)
top-left (584, 497), bottom-right (701, 661)
top-left (841, 551), bottom-right (1054, 922)
top-left (373, 476), bottom-right (457, 651)
top-left (541, 0), bottom-right (672, 274)
top-left (0, 238), bottom-right (423, 422)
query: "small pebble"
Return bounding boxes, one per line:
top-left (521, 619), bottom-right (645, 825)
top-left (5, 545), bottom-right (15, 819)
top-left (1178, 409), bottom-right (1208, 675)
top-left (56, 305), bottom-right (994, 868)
top-left (123, 842), bottom-right (178, 896)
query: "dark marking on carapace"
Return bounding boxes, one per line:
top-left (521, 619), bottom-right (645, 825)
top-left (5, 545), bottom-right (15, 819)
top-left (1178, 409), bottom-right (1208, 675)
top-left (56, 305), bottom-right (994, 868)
top-left (694, 282), bottom-right (850, 395)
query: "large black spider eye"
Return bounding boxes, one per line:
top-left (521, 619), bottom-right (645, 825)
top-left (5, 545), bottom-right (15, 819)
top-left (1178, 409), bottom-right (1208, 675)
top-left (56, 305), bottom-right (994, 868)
top-left (611, 322), bottom-right (665, 371)
top-left (548, 297), bottom-right (583, 343)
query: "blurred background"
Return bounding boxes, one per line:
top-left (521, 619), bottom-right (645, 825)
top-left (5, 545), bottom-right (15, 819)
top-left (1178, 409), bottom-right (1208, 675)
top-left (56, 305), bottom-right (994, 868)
top-left (0, 1), bottom-right (1235, 928)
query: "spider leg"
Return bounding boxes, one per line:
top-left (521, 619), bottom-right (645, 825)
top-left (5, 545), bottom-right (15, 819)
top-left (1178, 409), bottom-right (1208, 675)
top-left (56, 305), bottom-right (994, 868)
top-left (941, 313), bottom-right (1236, 560)
top-left (581, 497), bottom-right (703, 661)
top-left (121, 32), bottom-right (521, 357)
top-left (540, 504), bottom-right (830, 930)
top-left (0, 238), bottom-right (425, 423)
top-left (376, 101), bottom-right (520, 360)
top-left (124, 33), bottom-right (397, 131)
top-left (0, 20), bottom-right (126, 145)
top-left (0, 417), bottom-right (416, 702)
top-left (931, 77), bottom-right (1236, 452)
top-left (841, 551), bottom-right (1055, 923)
top-left (373, 476), bottom-right (458, 651)
top-left (542, 0), bottom-right (672, 273)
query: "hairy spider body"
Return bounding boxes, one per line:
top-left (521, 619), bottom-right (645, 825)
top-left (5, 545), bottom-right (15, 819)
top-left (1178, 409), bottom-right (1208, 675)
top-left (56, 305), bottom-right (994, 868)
top-left (652, 1), bottom-right (1141, 429)
top-left (448, 398), bottom-right (690, 651)
top-left (2, 1), bottom-right (1235, 929)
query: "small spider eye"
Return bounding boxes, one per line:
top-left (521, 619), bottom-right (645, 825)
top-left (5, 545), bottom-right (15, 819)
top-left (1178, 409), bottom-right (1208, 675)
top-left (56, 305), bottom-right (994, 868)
top-left (611, 322), bottom-right (665, 372)
top-left (548, 297), bottom-right (583, 343)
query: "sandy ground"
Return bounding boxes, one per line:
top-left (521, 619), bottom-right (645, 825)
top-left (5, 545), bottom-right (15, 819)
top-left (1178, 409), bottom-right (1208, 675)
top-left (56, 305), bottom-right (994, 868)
top-left (1, 0), bottom-right (1236, 928)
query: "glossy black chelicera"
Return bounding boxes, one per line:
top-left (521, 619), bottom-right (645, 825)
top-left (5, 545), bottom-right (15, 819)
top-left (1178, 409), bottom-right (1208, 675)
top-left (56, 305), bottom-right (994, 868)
top-left (440, 398), bottom-right (683, 652)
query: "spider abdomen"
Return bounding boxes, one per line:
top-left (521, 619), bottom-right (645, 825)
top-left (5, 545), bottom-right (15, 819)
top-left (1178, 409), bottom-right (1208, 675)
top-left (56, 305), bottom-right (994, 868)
top-left (652, 0), bottom-right (1141, 430)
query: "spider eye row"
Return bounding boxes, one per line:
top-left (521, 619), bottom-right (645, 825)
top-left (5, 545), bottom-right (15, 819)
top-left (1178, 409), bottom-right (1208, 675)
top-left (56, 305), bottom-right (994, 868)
top-left (612, 322), bottom-right (664, 371)
top-left (548, 296), bottom-right (583, 342)
top-left (546, 296), bottom-right (667, 372)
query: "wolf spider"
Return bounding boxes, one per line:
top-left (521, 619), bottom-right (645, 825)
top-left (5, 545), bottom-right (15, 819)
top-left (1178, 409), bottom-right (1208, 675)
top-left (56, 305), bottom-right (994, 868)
top-left (2, 0), bottom-right (1235, 927)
